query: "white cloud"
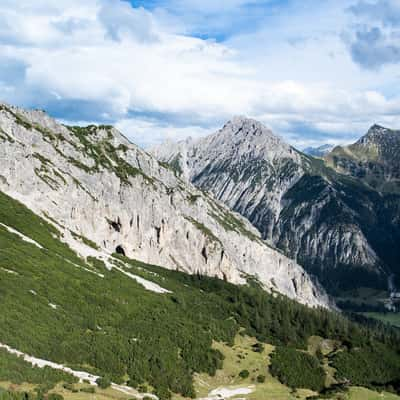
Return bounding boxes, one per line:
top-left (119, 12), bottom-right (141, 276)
top-left (98, 1), bottom-right (158, 42)
top-left (0, 0), bottom-right (399, 149)
top-left (115, 118), bottom-right (214, 148)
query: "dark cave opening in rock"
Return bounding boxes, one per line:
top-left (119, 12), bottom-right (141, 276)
top-left (201, 246), bottom-right (208, 264)
top-left (155, 226), bottom-right (161, 244)
top-left (115, 245), bottom-right (126, 256)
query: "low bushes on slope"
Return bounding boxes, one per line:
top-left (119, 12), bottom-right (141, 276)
top-left (331, 342), bottom-right (400, 387)
top-left (269, 346), bottom-right (326, 392)
top-left (1, 190), bottom-right (400, 398)
top-left (0, 349), bottom-right (76, 387)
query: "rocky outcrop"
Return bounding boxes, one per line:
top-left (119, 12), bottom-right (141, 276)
top-left (0, 103), bottom-right (330, 308)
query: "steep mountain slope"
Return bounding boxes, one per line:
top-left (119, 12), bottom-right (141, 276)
top-left (152, 118), bottom-right (400, 296)
top-left (274, 164), bottom-right (400, 292)
top-left (152, 117), bottom-right (304, 240)
top-left (0, 103), bottom-right (329, 307)
top-left (325, 124), bottom-right (400, 193)
top-left (1, 188), bottom-right (400, 400)
top-left (303, 144), bottom-right (334, 158)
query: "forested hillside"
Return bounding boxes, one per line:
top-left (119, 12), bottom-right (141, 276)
top-left (1, 189), bottom-right (400, 400)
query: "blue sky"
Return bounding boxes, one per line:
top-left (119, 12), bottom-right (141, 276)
top-left (0, 0), bottom-right (399, 148)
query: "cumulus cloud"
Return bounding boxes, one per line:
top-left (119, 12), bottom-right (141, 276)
top-left (350, 27), bottom-right (400, 69)
top-left (99, 2), bottom-right (158, 42)
top-left (349, 0), bottom-right (400, 26)
top-left (347, 0), bottom-right (400, 69)
top-left (136, 0), bottom-right (281, 40)
top-left (0, 0), bottom-right (399, 148)
top-left (115, 117), bottom-right (214, 148)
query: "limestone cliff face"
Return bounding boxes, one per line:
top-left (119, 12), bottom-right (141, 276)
top-left (0, 103), bottom-right (330, 308)
top-left (272, 173), bottom-right (389, 291)
top-left (152, 117), bottom-right (304, 241)
top-left (152, 118), bottom-right (400, 292)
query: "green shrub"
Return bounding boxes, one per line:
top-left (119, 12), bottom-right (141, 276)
top-left (0, 390), bottom-right (34, 400)
top-left (270, 347), bottom-right (325, 392)
top-left (80, 387), bottom-right (95, 394)
top-left (96, 376), bottom-right (111, 389)
top-left (62, 383), bottom-right (74, 392)
top-left (47, 394), bottom-right (63, 400)
top-left (252, 343), bottom-right (264, 353)
top-left (256, 375), bottom-right (266, 383)
top-left (239, 370), bottom-right (250, 379)
top-left (0, 348), bottom-right (76, 386)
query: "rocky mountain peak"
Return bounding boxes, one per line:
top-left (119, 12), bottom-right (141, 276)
top-left (358, 124), bottom-right (393, 145)
top-left (221, 116), bottom-right (281, 142)
top-left (151, 117), bottom-right (301, 185)
top-left (152, 118), bottom-right (305, 243)
top-left (199, 117), bottom-right (298, 166)
top-left (325, 123), bottom-right (400, 193)
top-left (223, 115), bottom-right (268, 133)
top-left (354, 125), bottom-right (400, 152)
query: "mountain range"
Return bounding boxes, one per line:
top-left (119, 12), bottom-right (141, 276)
top-left (152, 118), bottom-right (400, 307)
top-left (1, 103), bottom-right (400, 400)
top-left (0, 103), bottom-right (328, 308)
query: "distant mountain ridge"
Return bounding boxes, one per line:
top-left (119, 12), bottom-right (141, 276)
top-left (303, 144), bottom-right (334, 157)
top-left (325, 124), bottom-right (400, 193)
top-left (152, 118), bottom-right (400, 301)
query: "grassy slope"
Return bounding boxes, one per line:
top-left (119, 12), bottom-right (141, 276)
top-left (178, 335), bottom-right (400, 400)
top-left (1, 189), bottom-right (400, 399)
top-left (347, 387), bottom-right (400, 400)
top-left (0, 190), bottom-right (236, 398)
top-left (190, 335), bottom-right (315, 400)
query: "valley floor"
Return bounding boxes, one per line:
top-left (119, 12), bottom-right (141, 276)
top-left (359, 312), bottom-right (400, 328)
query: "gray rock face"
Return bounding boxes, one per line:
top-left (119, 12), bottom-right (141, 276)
top-left (152, 117), bottom-right (304, 241)
top-left (272, 173), bottom-right (390, 291)
top-left (152, 118), bottom-right (400, 293)
top-left (0, 103), bottom-right (330, 308)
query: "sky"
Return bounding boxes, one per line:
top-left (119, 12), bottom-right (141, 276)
top-left (0, 0), bottom-right (399, 149)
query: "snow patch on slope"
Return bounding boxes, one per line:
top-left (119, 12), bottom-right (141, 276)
top-left (113, 265), bottom-right (172, 294)
top-left (0, 267), bottom-right (19, 275)
top-left (0, 223), bottom-right (43, 249)
top-left (0, 342), bottom-right (157, 400)
top-left (45, 224), bottom-right (171, 294)
top-left (200, 386), bottom-right (254, 400)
